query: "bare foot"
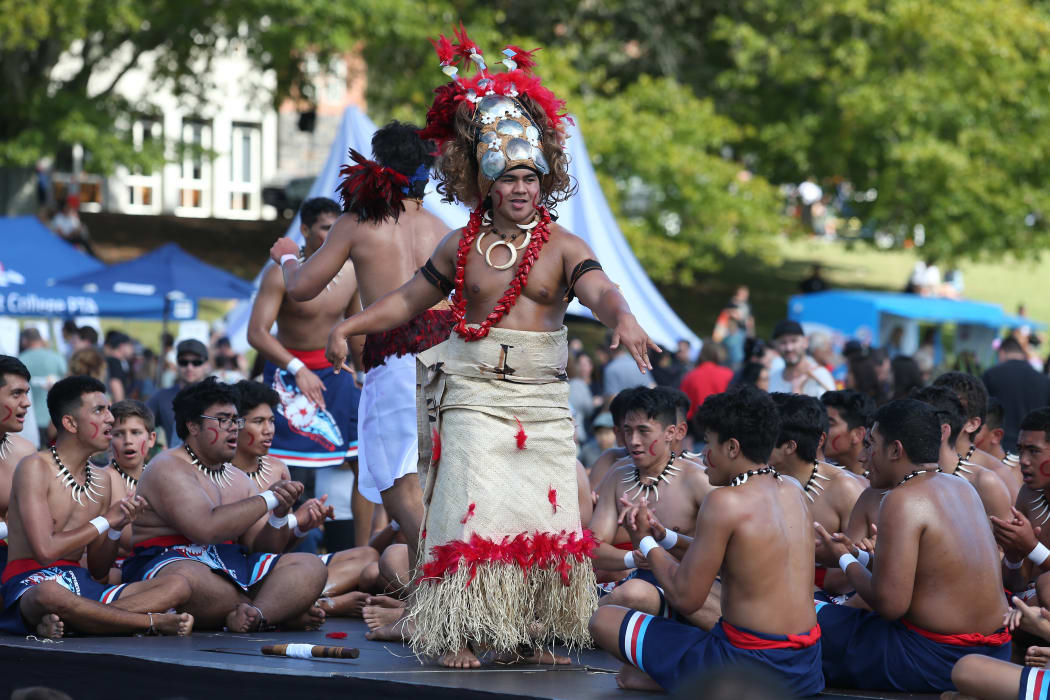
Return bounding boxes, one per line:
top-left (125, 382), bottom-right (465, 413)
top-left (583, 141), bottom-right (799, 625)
top-left (364, 606), bottom-right (414, 642)
top-left (494, 648), bottom-right (572, 665)
top-left (152, 612), bottom-right (195, 636)
top-left (363, 604), bottom-right (403, 632)
top-left (283, 604), bottom-right (326, 631)
top-left (225, 603), bottom-right (262, 633)
top-left (318, 591), bottom-right (370, 618)
top-left (615, 663), bottom-right (663, 691)
top-left (365, 594), bottom-right (404, 609)
top-left (35, 613), bottom-right (64, 639)
top-left (1027, 645), bottom-right (1050, 667)
top-left (439, 647), bottom-right (481, 669)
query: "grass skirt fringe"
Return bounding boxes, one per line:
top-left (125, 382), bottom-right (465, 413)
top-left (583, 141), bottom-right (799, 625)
top-left (407, 558), bottom-right (598, 657)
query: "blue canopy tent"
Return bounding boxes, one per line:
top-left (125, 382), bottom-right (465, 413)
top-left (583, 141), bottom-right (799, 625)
top-left (224, 106), bottom-right (700, 351)
top-left (58, 242), bottom-right (255, 332)
top-left (0, 216), bottom-right (171, 318)
top-left (788, 290), bottom-right (1039, 364)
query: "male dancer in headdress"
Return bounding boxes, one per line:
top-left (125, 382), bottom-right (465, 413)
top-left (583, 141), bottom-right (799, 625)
top-left (0, 357), bottom-right (36, 572)
top-left (251, 196), bottom-right (365, 549)
top-left (271, 123), bottom-right (452, 568)
top-left (323, 30), bottom-right (658, 667)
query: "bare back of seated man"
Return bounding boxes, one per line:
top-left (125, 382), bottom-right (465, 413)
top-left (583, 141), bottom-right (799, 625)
top-left (589, 385), bottom-right (823, 695)
top-left (0, 357), bottom-right (38, 570)
top-left (128, 378), bottom-right (327, 632)
top-left (591, 389), bottom-right (714, 617)
top-left (1, 376), bottom-right (192, 638)
top-left (911, 386), bottom-right (1012, 521)
top-left (271, 125), bottom-right (451, 569)
top-left (229, 380), bottom-right (380, 618)
top-left (769, 393), bottom-right (866, 596)
top-left (815, 399), bottom-right (1010, 694)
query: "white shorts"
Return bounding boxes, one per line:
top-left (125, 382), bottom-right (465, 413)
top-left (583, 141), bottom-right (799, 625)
top-left (357, 353), bottom-right (418, 504)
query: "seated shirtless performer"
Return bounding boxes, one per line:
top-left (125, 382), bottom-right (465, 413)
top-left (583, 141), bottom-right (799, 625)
top-left (911, 385), bottom-right (1012, 520)
top-left (229, 380), bottom-right (380, 617)
top-left (820, 389), bottom-right (875, 478)
top-left (975, 397), bottom-right (1012, 463)
top-left (934, 372), bottom-right (1022, 502)
top-left (591, 388), bottom-right (714, 618)
top-left (101, 400), bottom-right (157, 583)
top-left (587, 388), bottom-right (643, 490)
top-left (990, 409), bottom-right (1050, 608)
top-left (815, 399), bottom-right (1010, 693)
top-left (0, 356), bottom-right (37, 572)
top-left (768, 393), bottom-right (866, 597)
top-left (1, 376), bottom-right (192, 637)
top-left (124, 377), bottom-right (327, 632)
top-left (590, 385), bottom-right (824, 695)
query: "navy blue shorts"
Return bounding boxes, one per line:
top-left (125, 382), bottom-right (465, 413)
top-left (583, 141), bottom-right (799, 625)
top-left (617, 611), bottom-right (824, 696)
top-left (122, 542), bottom-right (280, 590)
top-left (816, 600), bottom-right (1010, 693)
top-left (0, 562), bottom-right (126, 635)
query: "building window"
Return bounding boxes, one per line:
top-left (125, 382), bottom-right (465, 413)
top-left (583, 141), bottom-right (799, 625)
top-left (125, 118), bottom-right (162, 213)
top-left (177, 121), bottom-right (211, 216)
top-left (228, 123), bottom-right (260, 214)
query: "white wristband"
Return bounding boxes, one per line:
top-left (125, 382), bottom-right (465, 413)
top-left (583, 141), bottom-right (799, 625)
top-left (287, 513), bottom-right (298, 532)
top-left (0, 522), bottom-right (7, 540)
top-left (286, 357), bottom-right (306, 375)
top-left (390, 520), bottom-right (401, 532)
top-left (1028, 542), bottom-right (1050, 567)
top-left (107, 527), bottom-right (123, 541)
top-left (659, 530), bottom-right (678, 550)
top-left (268, 512), bottom-right (288, 529)
top-left (90, 516), bottom-right (110, 536)
top-left (639, 535), bottom-right (659, 558)
top-left (260, 490), bottom-right (279, 511)
top-left (279, 254), bottom-right (299, 267)
top-left (856, 549), bottom-right (871, 568)
top-left (838, 552), bottom-right (859, 573)
top-left (623, 551), bottom-right (636, 569)
top-left (1004, 557), bottom-right (1025, 570)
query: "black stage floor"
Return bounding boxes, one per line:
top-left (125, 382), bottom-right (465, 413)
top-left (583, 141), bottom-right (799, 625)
top-left (0, 619), bottom-right (937, 700)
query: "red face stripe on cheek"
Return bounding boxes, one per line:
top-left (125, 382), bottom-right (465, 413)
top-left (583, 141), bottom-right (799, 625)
top-left (1039, 460), bottom-right (1050, 477)
top-left (245, 433), bottom-right (255, 446)
top-left (830, 434), bottom-right (845, 453)
top-left (140, 441), bottom-right (148, 456)
top-left (493, 192), bottom-right (504, 209)
top-left (648, 440), bottom-right (658, 456)
top-left (90, 422), bottom-right (100, 439)
top-left (206, 427), bottom-right (220, 445)
top-left (1, 406), bottom-right (11, 422)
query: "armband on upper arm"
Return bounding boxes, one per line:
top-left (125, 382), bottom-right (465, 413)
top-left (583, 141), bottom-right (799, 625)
top-left (420, 259), bottom-right (453, 295)
top-left (563, 259), bottom-right (603, 302)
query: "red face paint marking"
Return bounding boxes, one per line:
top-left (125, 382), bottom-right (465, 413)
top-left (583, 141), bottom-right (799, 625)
top-left (830, 434), bottom-right (845, 454)
top-left (1039, 460), bottom-right (1050, 478)
top-left (245, 433), bottom-right (255, 446)
top-left (492, 192), bottom-right (504, 209)
top-left (648, 440), bottom-right (658, 456)
top-left (140, 441), bottom-right (148, 456)
top-left (89, 422), bottom-right (100, 439)
top-left (1, 406), bottom-right (11, 423)
top-left (206, 427), bottom-right (220, 445)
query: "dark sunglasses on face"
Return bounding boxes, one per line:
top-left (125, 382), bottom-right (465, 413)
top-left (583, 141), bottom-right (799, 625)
top-left (178, 358), bottom-right (205, 367)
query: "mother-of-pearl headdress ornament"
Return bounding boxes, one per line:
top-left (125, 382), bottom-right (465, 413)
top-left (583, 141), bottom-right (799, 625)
top-left (420, 25), bottom-right (570, 204)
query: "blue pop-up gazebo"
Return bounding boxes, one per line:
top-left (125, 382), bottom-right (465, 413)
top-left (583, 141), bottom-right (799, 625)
top-left (0, 216), bottom-right (171, 318)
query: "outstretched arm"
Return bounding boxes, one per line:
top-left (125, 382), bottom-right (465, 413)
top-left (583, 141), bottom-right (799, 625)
top-left (270, 214), bottom-right (355, 302)
top-left (564, 237), bottom-right (659, 373)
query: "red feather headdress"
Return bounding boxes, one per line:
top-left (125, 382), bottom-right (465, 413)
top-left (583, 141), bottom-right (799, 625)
top-left (336, 148), bottom-right (412, 224)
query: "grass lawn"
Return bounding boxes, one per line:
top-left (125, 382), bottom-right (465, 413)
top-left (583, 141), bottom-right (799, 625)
top-left (653, 236), bottom-right (1046, 344)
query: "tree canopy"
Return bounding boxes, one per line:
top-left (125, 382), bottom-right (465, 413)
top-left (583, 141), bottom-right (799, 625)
top-left (5, 0), bottom-right (1050, 278)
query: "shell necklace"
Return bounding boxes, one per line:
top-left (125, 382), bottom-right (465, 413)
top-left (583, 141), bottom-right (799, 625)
top-left (895, 467), bottom-right (941, 488)
top-left (622, 452), bottom-right (680, 502)
top-left (729, 466), bottom-right (779, 487)
top-left (475, 211), bottom-right (539, 270)
top-left (803, 463), bottom-right (832, 502)
top-left (111, 461), bottom-right (139, 491)
top-left (244, 456), bottom-right (273, 488)
top-left (52, 445), bottom-right (104, 506)
top-left (185, 444), bottom-right (233, 488)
